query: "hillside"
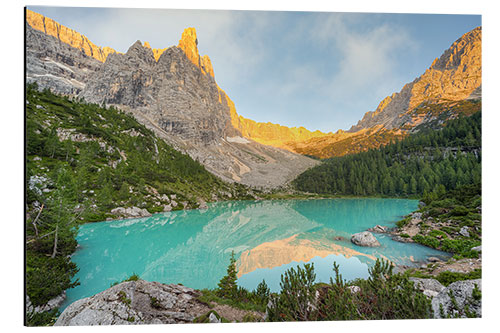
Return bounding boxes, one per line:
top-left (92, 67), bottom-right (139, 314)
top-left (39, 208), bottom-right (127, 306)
top-left (293, 109), bottom-right (481, 196)
top-left (25, 9), bottom-right (319, 188)
top-left (25, 83), bottom-right (257, 322)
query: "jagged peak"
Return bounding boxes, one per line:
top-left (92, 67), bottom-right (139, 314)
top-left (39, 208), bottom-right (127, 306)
top-left (26, 9), bottom-right (119, 62)
top-left (178, 27), bottom-right (201, 67)
top-left (431, 26), bottom-right (481, 71)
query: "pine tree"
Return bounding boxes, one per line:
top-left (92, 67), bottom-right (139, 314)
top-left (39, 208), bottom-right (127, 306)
top-left (217, 251), bottom-right (238, 299)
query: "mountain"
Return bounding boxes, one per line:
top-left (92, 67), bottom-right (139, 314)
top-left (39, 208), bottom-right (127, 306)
top-left (26, 9), bottom-right (481, 163)
top-left (25, 9), bottom-right (318, 188)
top-left (286, 27), bottom-right (482, 158)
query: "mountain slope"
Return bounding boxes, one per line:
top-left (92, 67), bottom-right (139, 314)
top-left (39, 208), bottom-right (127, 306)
top-left (287, 27), bottom-right (481, 159)
top-left (25, 9), bottom-right (319, 188)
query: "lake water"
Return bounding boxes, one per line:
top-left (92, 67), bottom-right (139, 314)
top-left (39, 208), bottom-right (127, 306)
top-left (62, 199), bottom-right (450, 309)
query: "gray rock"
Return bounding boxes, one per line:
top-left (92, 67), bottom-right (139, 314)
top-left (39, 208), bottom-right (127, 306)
top-left (198, 200), bottom-right (208, 210)
top-left (409, 278), bottom-right (445, 298)
top-left (347, 286), bottom-right (361, 294)
top-left (55, 280), bottom-right (206, 326)
top-left (208, 312), bottom-right (221, 323)
top-left (111, 206), bottom-right (152, 219)
top-left (368, 225), bottom-right (388, 233)
top-left (427, 257), bottom-right (441, 263)
top-left (431, 279), bottom-right (481, 318)
top-left (351, 232), bottom-right (380, 247)
top-left (459, 226), bottom-right (470, 237)
top-left (471, 245), bottom-right (482, 252)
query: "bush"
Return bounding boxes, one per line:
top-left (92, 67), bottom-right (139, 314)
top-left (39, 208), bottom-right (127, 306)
top-left (267, 260), bottom-right (432, 321)
top-left (267, 263), bottom-right (317, 321)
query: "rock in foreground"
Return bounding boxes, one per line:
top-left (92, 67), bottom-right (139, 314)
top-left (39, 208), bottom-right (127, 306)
top-left (351, 231), bottom-right (380, 247)
top-left (431, 279), bottom-right (481, 318)
top-left (55, 280), bottom-right (207, 325)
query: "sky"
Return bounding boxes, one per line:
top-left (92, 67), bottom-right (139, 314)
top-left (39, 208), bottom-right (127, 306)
top-left (28, 6), bottom-right (481, 132)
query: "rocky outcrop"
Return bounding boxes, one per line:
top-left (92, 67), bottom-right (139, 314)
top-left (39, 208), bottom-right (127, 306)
top-left (26, 9), bottom-right (117, 63)
top-left (350, 231), bottom-right (380, 247)
top-left (55, 280), bottom-right (264, 325)
top-left (367, 225), bottom-right (388, 233)
top-left (55, 280), bottom-right (207, 325)
top-left (431, 279), bottom-right (481, 318)
top-left (409, 277), bottom-right (445, 298)
top-left (26, 10), bottom-right (318, 188)
top-left (110, 207), bottom-right (152, 219)
top-left (350, 27), bottom-right (481, 132)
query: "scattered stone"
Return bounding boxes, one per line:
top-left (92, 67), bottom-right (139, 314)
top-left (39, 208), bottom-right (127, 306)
top-left (347, 286), bottom-right (361, 294)
top-left (110, 206), bottom-right (152, 219)
top-left (198, 200), bottom-right (208, 210)
top-left (459, 226), bottom-right (470, 237)
top-left (409, 278), bottom-right (445, 298)
top-left (333, 236), bottom-right (347, 241)
top-left (368, 225), bottom-right (388, 233)
top-left (27, 292), bottom-right (66, 314)
top-left (471, 245), bottom-right (482, 252)
top-left (351, 231), bottom-right (380, 247)
top-left (163, 204), bottom-right (172, 212)
top-left (427, 257), bottom-right (441, 263)
top-left (431, 279), bottom-right (481, 318)
top-left (208, 312), bottom-right (221, 323)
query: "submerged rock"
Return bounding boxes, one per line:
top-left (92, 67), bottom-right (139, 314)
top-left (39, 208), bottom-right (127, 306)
top-left (351, 231), bottom-right (380, 247)
top-left (367, 225), bottom-right (388, 233)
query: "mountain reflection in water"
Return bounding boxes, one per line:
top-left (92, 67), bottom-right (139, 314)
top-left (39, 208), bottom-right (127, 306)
top-left (63, 199), bottom-right (450, 309)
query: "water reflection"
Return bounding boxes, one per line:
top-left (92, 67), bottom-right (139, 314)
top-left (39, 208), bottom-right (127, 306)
top-left (64, 199), bottom-right (450, 309)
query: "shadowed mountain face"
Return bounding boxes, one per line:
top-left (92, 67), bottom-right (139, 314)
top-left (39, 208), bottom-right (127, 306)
top-left (25, 9), bottom-right (318, 188)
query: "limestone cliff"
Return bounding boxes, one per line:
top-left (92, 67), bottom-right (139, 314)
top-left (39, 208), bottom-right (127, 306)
top-left (26, 9), bottom-right (118, 62)
top-left (350, 27), bottom-right (482, 132)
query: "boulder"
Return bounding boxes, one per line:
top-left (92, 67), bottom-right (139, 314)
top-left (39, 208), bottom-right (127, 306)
top-left (368, 225), bottom-right (388, 233)
top-left (347, 286), bottom-right (361, 294)
top-left (111, 206), bottom-right (152, 219)
top-left (459, 226), bottom-right (470, 237)
top-left (351, 232), bottom-right (380, 247)
top-left (55, 280), bottom-right (205, 325)
top-left (431, 279), bottom-right (481, 318)
top-left (427, 257), bottom-right (441, 263)
top-left (471, 245), bottom-right (482, 252)
top-left (409, 278), bottom-right (445, 298)
top-left (208, 312), bottom-right (221, 323)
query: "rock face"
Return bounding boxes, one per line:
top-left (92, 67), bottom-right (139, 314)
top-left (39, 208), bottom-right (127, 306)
top-left (350, 231), bottom-right (380, 247)
top-left (431, 279), bottom-right (481, 318)
top-left (26, 9), bottom-right (118, 63)
top-left (350, 27), bottom-right (481, 132)
top-left (55, 280), bottom-right (208, 325)
top-left (25, 10), bottom-right (318, 188)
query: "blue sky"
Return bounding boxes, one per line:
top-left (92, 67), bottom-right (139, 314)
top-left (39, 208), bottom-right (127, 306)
top-left (28, 6), bottom-right (481, 132)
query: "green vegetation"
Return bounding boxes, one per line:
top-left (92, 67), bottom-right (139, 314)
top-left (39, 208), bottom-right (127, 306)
top-left (294, 111), bottom-right (481, 196)
top-left (267, 260), bottom-right (431, 321)
top-left (409, 268), bottom-right (481, 287)
top-left (203, 257), bottom-right (433, 321)
top-left (405, 184), bottom-right (481, 258)
top-left (25, 84), bottom-right (253, 324)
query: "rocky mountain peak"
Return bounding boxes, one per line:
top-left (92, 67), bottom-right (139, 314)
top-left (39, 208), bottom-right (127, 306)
top-left (431, 27), bottom-right (481, 71)
top-left (178, 27), bottom-right (200, 67)
top-left (26, 9), bottom-right (118, 62)
top-left (349, 26), bottom-right (481, 132)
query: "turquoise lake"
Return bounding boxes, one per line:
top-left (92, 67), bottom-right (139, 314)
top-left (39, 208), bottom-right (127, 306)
top-left (62, 199), bottom-right (450, 309)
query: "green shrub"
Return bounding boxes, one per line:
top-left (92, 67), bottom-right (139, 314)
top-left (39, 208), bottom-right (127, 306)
top-left (267, 263), bottom-right (317, 321)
